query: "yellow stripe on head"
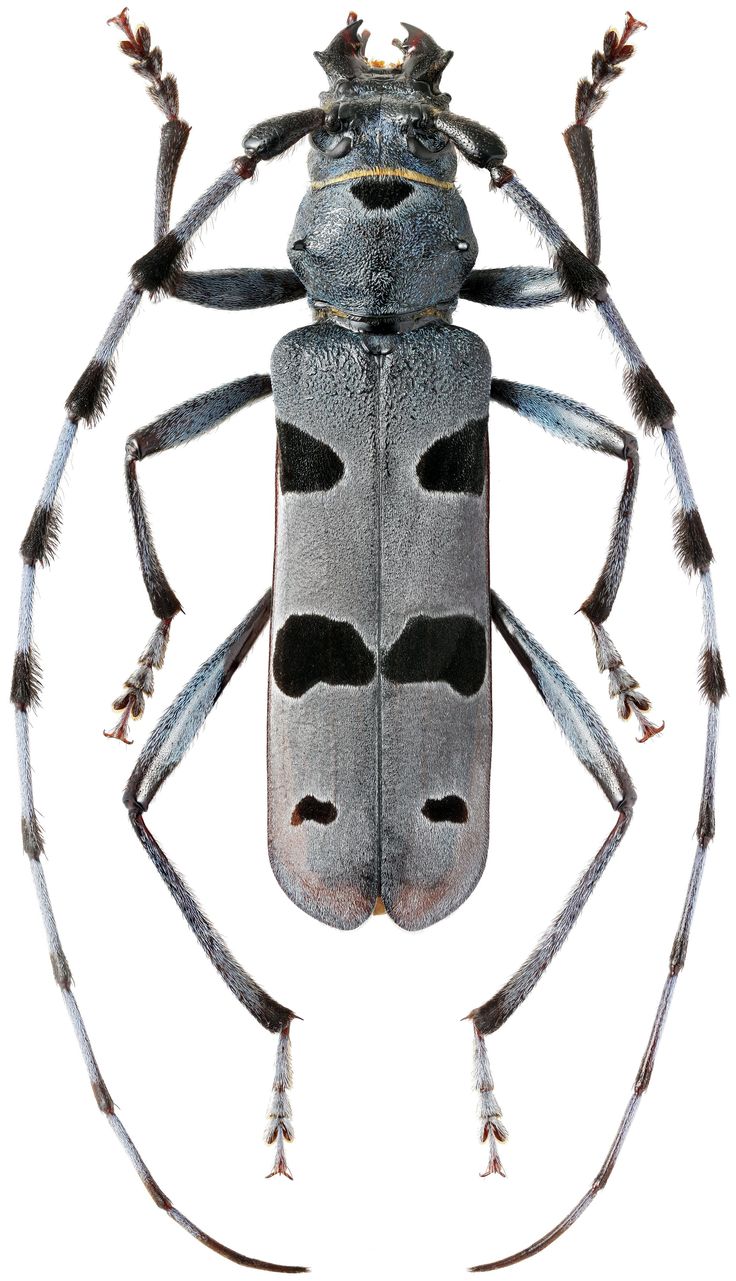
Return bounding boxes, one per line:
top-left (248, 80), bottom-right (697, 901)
top-left (311, 167), bottom-right (455, 192)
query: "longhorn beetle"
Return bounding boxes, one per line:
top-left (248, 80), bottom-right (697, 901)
top-left (9, 6), bottom-right (727, 1277)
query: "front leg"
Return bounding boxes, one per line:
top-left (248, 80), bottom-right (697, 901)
top-left (172, 268), bottom-right (305, 310)
top-left (105, 374), bottom-right (272, 742)
top-left (110, 14), bottom-right (308, 312)
top-left (460, 266), bottom-right (564, 309)
top-left (483, 114), bottom-right (724, 713)
top-left (131, 107), bottom-right (324, 298)
top-left (109, 9), bottom-right (191, 241)
top-left (438, 87), bottom-right (724, 715)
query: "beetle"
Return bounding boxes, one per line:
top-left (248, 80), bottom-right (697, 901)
top-left (8, 5), bottom-right (729, 1277)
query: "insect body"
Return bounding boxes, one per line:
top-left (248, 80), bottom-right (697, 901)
top-left (268, 75), bottom-right (496, 928)
top-left (11, 9), bottom-right (725, 1276)
top-left (269, 322), bottom-right (492, 927)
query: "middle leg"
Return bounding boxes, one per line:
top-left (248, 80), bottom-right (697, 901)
top-left (491, 378), bottom-right (662, 741)
top-left (106, 373), bottom-right (272, 741)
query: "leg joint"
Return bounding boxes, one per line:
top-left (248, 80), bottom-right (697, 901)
top-left (125, 435), bottom-right (141, 463)
top-left (123, 784), bottom-right (146, 818)
top-left (622, 430), bottom-right (638, 461)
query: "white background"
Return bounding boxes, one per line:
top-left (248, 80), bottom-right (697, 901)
top-left (1, 2), bottom-right (733, 1279)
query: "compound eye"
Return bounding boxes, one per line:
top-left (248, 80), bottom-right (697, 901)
top-left (311, 104), bottom-right (355, 158)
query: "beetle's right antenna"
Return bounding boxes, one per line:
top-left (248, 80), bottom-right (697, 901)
top-left (470, 15), bottom-right (725, 1270)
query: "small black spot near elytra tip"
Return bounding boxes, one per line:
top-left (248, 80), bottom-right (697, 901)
top-left (350, 177), bottom-right (413, 209)
top-left (422, 795), bottom-right (468, 823)
top-left (291, 796), bottom-right (337, 826)
top-left (416, 418), bottom-right (487, 495)
top-left (277, 420), bottom-right (345, 493)
top-left (383, 615), bottom-right (487, 696)
top-left (273, 615), bottom-right (376, 698)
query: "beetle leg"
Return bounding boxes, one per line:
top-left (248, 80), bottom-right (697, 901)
top-left (467, 592), bottom-right (636, 1174)
top-left (131, 107), bottom-right (325, 298)
top-left (473, 1026), bottom-right (509, 1178)
top-left (123, 592), bottom-right (301, 1178)
top-left (110, 16), bottom-right (307, 315)
top-left (490, 377), bottom-right (662, 739)
top-left (108, 9), bottom-right (191, 242)
top-left (172, 267), bottom-right (306, 310)
top-left (11, 382), bottom-right (304, 1266)
top-left (105, 373), bottom-right (273, 740)
top-left (484, 173), bottom-right (725, 717)
top-left (460, 266), bottom-right (564, 309)
top-left (562, 12), bottom-right (648, 266)
top-left (470, 691), bottom-right (719, 1276)
top-left (265, 1025), bottom-right (296, 1179)
top-left (123, 592), bottom-right (290, 1029)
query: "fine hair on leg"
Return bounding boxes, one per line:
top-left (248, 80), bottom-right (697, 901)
top-left (490, 377), bottom-right (662, 741)
top-left (455, 17), bottom-right (724, 1268)
top-left (11, 12), bottom-right (322, 1267)
top-left (105, 374), bottom-right (273, 741)
top-left (465, 592), bottom-right (636, 1179)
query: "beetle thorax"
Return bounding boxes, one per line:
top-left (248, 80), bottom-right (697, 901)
top-left (288, 96), bottom-right (477, 317)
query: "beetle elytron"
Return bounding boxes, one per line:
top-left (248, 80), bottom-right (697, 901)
top-left (12, 8), bottom-right (724, 1273)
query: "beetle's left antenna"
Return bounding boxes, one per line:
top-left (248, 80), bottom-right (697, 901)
top-left (11, 13), bottom-right (308, 1271)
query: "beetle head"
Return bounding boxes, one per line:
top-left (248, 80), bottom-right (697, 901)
top-left (287, 16), bottom-right (479, 317)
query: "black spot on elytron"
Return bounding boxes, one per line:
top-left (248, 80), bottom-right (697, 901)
top-left (382, 615), bottom-right (487, 696)
top-left (416, 418), bottom-right (488, 495)
top-left (350, 177), bottom-right (413, 210)
top-left (273, 615), bottom-right (376, 698)
top-left (291, 796), bottom-right (338, 826)
top-left (277, 419), bottom-right (345, 493)
top-left (422, 796), bottom-right (468, 823)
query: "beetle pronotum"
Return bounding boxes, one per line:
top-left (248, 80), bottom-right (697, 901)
top-left (4, 2), bottom-right (732, 1281)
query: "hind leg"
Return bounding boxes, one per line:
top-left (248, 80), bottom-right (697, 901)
top-left (122, 589), bottom-right (298, 1178)
top-left (468, 591), bottom-right (636, 1177)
